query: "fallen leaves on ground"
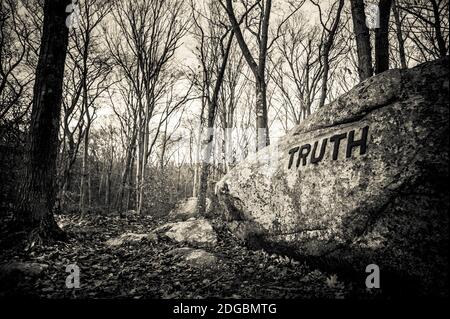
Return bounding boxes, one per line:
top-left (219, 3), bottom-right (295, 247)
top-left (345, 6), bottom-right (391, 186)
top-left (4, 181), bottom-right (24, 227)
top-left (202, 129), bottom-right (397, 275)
top-left (0, 212), bottom-right (362, 299)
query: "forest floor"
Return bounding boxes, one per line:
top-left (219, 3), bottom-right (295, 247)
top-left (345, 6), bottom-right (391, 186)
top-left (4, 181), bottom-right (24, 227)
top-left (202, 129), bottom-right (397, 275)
top-left (0, 211), bottom-right (379, 299)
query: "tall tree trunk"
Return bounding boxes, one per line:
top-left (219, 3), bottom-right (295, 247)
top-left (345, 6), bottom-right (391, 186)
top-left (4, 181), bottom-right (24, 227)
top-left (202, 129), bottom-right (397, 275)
top-left (197, 33), bottom-right (234, 215)
top-left (79, 125), bottom-right (90, 215)
top-left (375, 0), bottom-right (392, 74)
top-left (318, 0), bottom-right (345, 108)
top-left (350, 0), bottom-right (373, 81)
top-left (225, 105), bottom-right (234, 173)
top-left (60, 141), bottom-right (75, 207)
top-left (137, 106), bottom-right (150, 215)
top-left (16, 0), bottom-right (70, 240)
top-left (319, 50), bottom-right (331, 108)
top-left (117, 136), bottom-right (135, 215)
top-left (88, 172), bottom-right (92, 208)
top-left (176, 164), bottom-right (181, 201)
top-left (192, 135), bottom-right (200, 198)
top-left (192, 88), bottom-right (207, 198)
top-left (192, 148), bottom-right (199, 197)
top-left (135, 122), bottom-right (143, 210)
top-left (221, 124), bottom-right (228, 175)
top-left (126, 151), bottom-right (134, 212)
top-left (78, 1), bottom-right (93, 216)
top-left (98, 171), bottom-right (104, 199)
top-left (255, 79), bottom-right (269, 151)
top-left (197, 125), bottom-right (213, 215)
top-left (226, 0), bottom-right (271, 150)
top-left (392, 0), bottom-right (406, 69)
top-left (105, 170), bottom-right (111, 209)
top-left (159, 118), bottom-right (169, 172)
top-left (430, 0), bottom-right (447, 57)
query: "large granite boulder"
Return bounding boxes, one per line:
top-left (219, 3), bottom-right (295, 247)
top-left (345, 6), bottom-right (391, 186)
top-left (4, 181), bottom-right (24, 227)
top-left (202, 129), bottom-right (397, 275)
top-left (216, 57), bottom-right (449, 295)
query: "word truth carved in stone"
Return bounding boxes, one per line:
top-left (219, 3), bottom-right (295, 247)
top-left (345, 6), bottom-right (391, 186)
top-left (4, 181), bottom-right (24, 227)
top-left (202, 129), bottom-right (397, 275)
top-left (287, 126), bottom-right (369, 169)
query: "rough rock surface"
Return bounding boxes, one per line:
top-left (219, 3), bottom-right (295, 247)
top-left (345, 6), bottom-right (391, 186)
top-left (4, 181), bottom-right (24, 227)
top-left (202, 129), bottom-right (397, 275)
top-left (168, 247), bottom-right (218, 268)
top-left (105, 232), bottom-right (157, 247)
top-left (153, 219), bottom-right (217, 246)
top-left (168, 197), bottom-right (212, 221)
top-left (216, 57), bottom-right (449, 295)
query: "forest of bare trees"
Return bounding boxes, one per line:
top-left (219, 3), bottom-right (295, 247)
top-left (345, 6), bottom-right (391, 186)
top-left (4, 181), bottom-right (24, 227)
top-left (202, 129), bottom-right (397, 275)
top-left (0, 0), bottom-right (448, 303)
top-left (0, 0), bottom-right (448, 238)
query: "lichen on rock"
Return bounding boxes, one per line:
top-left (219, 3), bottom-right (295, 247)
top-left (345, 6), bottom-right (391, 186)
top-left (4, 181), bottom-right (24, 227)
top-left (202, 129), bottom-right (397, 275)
top-left (216, 57), bottom-right (449, 295)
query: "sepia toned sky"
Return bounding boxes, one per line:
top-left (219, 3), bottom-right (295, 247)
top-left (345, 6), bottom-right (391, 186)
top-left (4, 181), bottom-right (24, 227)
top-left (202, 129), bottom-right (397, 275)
top-left (92, 0), bottom-right (345, 164)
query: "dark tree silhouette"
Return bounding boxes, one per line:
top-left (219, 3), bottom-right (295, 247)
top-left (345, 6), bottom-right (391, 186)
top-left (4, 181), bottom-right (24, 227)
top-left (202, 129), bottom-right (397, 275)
top-left (375, 0), bottom-right (393, 74)
top-left (16, 0), bottom-right (71, 240)
top-left (350, 0), bottom-right (373, 81)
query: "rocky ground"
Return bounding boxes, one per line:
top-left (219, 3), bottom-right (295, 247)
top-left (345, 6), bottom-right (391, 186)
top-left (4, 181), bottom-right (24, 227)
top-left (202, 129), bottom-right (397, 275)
top-left (0, 209), bottom-right (383, 299)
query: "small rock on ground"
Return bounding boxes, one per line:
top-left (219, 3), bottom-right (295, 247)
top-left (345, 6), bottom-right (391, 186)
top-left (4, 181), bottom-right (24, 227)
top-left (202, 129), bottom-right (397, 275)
top-left (168, 247), bottom-right (218, 268)
top-left (153, 219), bottom-right (217, 246)
top-left (105, 232), bottom-right (157, 247)
top-left (0, 261), bottom-right (48, 277)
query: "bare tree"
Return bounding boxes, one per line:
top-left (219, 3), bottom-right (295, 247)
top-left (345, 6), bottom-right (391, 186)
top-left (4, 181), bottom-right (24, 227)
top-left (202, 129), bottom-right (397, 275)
top-left (107, 0), bottom-right (189, 215)
top-left (16, 0), bottom-right (70, 240)
top-left (375, 0), bottom-right (393, 74)
top-left (110, 80), bottom-right (139, 215)
top-left (223, 0), bottom-right (271, 150)
top-left (272, 20), bottom-right (322, 124)
top-left (399, 0), bottom-right (449, 60)
top-left (350, 0), bottom-right (373, 81)
top-left (0, 0), bottom-right (38, 136)
top-left (218, 44), bottom-right (248, 173)
top-left (392, 0), bottom-right (407, 68)
top-left (311, 0), bottom-right (345, 107)
top-left (63, 0), bottom-right (113, 215)
top-left (190, 0), bottom-right (235, 214)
